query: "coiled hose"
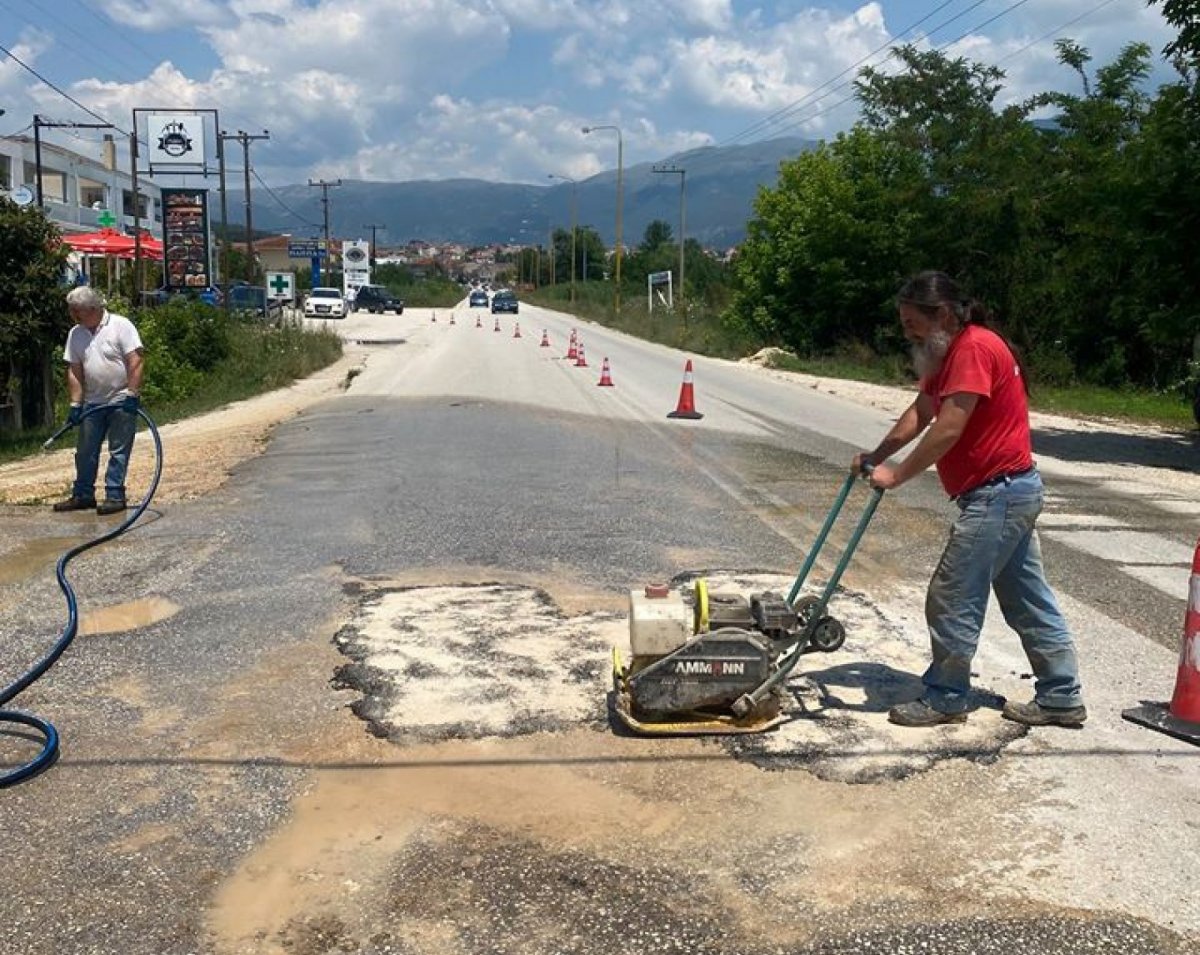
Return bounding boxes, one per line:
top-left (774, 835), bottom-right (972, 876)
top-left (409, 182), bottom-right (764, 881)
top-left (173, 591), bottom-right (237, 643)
top-left (0, 405), bottom-right (162, 788)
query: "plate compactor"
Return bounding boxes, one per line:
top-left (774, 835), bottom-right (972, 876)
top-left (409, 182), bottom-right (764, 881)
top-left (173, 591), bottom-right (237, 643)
top-left (612, 472), bottom-right (884, 735)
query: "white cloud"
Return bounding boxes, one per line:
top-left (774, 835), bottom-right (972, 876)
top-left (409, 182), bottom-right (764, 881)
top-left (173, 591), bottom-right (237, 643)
top-left (99, 0), bottom-right (228, 31)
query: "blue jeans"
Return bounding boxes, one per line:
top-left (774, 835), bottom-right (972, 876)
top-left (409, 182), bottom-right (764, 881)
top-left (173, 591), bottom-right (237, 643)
top-left (73, 402), bottom-right (137, 503)
top-left (922, 469), bottom-right (1083, 713)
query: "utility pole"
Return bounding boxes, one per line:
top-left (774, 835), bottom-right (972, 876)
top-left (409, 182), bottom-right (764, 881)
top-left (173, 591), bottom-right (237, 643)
top-left (308, 178), bottom-right (341, 285)
top-left (581, 125), bottom-right (623, 314)
top-left (221, 130), bottom-right (269, 281)
top-left (363, 223), bottom-right (385, 268)
top-left (652, 164), bottom-right (686, 323)
top-left (33, 116), bottom-right (115, 209)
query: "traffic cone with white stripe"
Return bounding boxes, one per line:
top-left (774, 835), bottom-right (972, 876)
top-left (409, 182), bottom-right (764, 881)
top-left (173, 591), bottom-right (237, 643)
top-left (566, 331), bottom-right (578, 361)
top-left (449, 312), bottom-right (456, 325)
top-left (513, 322), bottom-right (522, 339)
top-left (540, 329), bottom-right (551, 348)
top-left (1124, 536), bottom-right (1200, 744)
top-left (575, 341), bottom-right (588, 367)
top-left (476, 314), bottom-right (482, 328)
top-left (432, 311), bottom-right (437, 323)
top-left (667, 359), bottom-right (704, 420)
top-left (494, 316), bottom-right (501, 332)
top-left (597, 357), bottom-right (614, 387)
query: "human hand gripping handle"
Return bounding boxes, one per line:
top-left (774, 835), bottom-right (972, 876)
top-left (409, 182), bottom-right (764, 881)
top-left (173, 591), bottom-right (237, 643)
top-left (42, 405), bottom-right (82, 451)
top-left (118, 393), bottom-right (139, 414)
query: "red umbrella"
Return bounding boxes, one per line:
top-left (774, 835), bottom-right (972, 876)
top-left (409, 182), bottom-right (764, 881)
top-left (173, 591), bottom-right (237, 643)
top-left (63, 228), bottom-right (164, 259)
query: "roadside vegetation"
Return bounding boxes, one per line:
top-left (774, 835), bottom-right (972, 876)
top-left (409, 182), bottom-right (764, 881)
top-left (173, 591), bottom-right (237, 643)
top-left (527, 3), bottom-right (1200, 431)
top-left (0, 295), bottom-right (342, 465)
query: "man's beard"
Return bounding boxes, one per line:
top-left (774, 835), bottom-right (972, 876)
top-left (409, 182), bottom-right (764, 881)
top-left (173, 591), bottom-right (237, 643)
top-left (912, 329), bottom-right (952, 379)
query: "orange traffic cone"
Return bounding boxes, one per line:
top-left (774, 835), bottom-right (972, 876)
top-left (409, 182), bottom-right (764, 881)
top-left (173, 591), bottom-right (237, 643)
top-left (476, 314), bottom-right (482, 328)
top-left (432, 311), bottom-right (437, 323)
top-left (575, 341), bottom-right (588, 367)
top-left (597, 357), bottom-right (614, 387)
top-left (513, 322), bottom-right (522, 339)
top-left (449, 312), bottom-right (456, 325)
top-left (494, 317), bottom-right (501, 332)
top-left (540, 329), bottom-right (551, 348)
top-left (667, 359), bottom-right (704, 420)
top-left (1124, 537), bottom-right (1200, 744)
top-left (566, 331), bottom-right (578, 361)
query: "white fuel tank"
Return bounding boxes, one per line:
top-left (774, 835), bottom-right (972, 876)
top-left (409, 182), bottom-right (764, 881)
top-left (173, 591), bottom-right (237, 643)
top-left (628, 586), bottom-right (692, 657)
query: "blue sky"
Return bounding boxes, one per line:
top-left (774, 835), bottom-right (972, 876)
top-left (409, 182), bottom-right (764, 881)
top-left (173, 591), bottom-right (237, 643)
top-left (0, 0), bottom-right (1178, 188)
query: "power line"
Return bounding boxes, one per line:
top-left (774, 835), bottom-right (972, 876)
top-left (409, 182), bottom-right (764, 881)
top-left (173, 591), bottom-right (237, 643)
top-left (0, 39), bottom-right (127, 134)
top-left (252, 169), bottom-right (321, 230)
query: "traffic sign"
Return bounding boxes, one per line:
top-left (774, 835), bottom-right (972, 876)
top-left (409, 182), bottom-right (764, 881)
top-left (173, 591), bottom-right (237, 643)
top-left (266, 271), bottom-right (295, 301)
top-left (287, 240), bottom-right (325, 258)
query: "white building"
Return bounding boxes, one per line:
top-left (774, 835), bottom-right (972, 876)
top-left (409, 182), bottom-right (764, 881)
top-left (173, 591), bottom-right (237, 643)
top-left (0, 133), bottom-right (162, 238)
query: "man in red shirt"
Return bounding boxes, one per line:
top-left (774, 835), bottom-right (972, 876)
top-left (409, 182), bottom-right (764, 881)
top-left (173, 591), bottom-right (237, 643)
top-left (853, 271), bottom-right (1086, 728)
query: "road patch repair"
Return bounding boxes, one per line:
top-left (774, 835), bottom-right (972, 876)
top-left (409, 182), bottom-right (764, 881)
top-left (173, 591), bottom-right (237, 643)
top-left (332, 572), bottom-right (1028, 782)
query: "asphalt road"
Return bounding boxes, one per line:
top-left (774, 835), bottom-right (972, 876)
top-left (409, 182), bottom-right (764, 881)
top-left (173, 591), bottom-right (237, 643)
top-left (1, 302), bottom-right (1197, 955)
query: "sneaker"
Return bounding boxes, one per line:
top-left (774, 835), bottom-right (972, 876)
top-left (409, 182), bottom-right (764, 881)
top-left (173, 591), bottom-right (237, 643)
top-left (96, 500), bottom-right (127, 515)
top-left (1002, 700), bottom-right (1087, 727)
top-left (887, 699), bottom-right (968, 727)
top-left (52, 496), bottom-right (97, 512)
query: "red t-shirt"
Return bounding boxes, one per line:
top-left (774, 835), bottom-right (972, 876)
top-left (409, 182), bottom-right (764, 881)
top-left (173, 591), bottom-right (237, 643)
top-left (920, 324), bottom-right (1033, 497)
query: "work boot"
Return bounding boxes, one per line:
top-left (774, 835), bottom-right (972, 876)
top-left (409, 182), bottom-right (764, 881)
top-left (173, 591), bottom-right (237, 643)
top-left (1002, 700), bottom-right (1087, 727)
top-left (96, 499), bottom-right (127, 516)
top-left (887, 699), bottom-right (968, 727)
top-left (52, 496), bottom-right (97, 512)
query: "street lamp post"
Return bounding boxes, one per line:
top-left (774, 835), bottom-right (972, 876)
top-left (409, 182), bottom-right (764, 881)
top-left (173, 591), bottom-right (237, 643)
top-left (547, 173), bottom-right (577, 307)
top-left (652, 164), bottom-right (686, 323)
top-left (581, 124), bottom-right (623, 314)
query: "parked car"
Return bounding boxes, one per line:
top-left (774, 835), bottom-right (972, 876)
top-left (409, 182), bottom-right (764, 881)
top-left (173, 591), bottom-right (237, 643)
top-left (227, 285), bottom-right (283, 321)
top-left (353, 284), bottom-right (405, 314)
top-left (303, 287), bottom-right (347, 319)
top-left (469, 290), bottom-right (489, 308)
top-left (490, 289), bottom-right (519, 314)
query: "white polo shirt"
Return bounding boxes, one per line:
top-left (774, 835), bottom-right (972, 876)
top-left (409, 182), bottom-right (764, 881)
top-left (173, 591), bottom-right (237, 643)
top-left (63, 311), bottom-right (143, 404)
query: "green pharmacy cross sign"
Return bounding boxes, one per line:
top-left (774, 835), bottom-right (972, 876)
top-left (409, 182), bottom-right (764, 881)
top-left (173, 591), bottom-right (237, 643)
top-left (96, 209), bottom-right (116, 228)
top-left (269, 274), bottom-right (290, 295)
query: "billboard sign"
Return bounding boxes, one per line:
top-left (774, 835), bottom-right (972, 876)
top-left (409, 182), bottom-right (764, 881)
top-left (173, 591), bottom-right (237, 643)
top-left (161, 188), bottom-right (212, 291)
top-left (147, 113), bottom-right (207, 167)
top-left (342, 239), bottom-right (370, 295)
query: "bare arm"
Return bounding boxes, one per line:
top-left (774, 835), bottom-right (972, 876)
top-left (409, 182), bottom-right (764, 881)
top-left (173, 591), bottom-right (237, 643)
top-left (872, 392), bottom-right (978, 489)
top-left (125, 349), bottom-right (145, 395)
top-left (66, 362), bottom-right (85, 405)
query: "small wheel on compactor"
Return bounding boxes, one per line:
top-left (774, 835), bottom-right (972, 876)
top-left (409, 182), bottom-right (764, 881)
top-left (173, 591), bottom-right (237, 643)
top-left (809, 616), bottom-right (846, 653)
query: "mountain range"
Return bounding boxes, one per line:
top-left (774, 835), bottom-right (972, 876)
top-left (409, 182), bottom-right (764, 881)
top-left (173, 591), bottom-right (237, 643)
top-left (227, 136), bottom-right (817, 250)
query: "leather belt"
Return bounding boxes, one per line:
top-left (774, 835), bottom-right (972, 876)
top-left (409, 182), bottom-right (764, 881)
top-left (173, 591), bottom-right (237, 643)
top-left (957, 465), bottom-right (1036, 499)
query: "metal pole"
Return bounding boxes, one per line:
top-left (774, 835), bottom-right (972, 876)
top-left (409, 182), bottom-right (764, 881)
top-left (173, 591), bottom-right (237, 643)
top-left (33, 115), bottom-right (44, 208)
top-left (217, 127), bottom-right (231, 315)
top-left (652, 163), bottom-right (686, 325)
top-left (131, 129), bottom-right (141, 296)
top-left (236, 130), bottom-right (269, 282)
top-left (363, 223), bottom-right (385, 268)
top-left (308, 178), bottom-right (341, 286)
top-left (581, 124), bottom-right (623, 314)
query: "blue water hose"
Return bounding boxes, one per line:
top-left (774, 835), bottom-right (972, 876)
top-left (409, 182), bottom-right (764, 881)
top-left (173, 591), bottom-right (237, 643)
top-left (0, 404), bottom-right (162, 788)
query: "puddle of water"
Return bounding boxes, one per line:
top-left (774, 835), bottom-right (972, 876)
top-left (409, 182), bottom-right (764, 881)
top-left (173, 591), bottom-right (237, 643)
top-left (0, 537), bottom-right (81, 586)
top-left (79, 595), bottom-right (182, 636)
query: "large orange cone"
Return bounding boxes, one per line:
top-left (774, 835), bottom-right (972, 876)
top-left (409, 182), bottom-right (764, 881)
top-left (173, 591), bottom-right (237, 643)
top-left (1124, 537), bottom-right (1200, 744)
top-left (540, 329), bottom-right (551, 348)
top-left (566, 331), bottom-right (578, 361)
top-left (513, 322), bottom-right (522, 339)
top-left (667, 359), bottom-right (704, 420)
top-left (575, 341), bottom-right (588, 367)
top-left (597, 357), bottom-right (614, 387)
top-left (494, 316), bottom-right (501, 332)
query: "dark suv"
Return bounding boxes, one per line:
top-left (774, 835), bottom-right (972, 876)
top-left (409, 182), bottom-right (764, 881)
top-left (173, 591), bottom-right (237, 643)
top-left (353, 285), bottom-right (404, 314)
top-left (490, 290), bottom-right (518, 314)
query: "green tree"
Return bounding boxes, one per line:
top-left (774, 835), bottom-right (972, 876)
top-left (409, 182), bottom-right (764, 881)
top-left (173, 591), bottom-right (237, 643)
top-left (0, 200), bottom-right (70, 429)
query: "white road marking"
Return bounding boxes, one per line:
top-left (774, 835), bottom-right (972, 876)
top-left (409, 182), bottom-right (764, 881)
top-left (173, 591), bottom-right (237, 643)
top-left (1042, 529), bottom-right (1194, 566)
top-left (1038, 513), bottom-right (1127, 528)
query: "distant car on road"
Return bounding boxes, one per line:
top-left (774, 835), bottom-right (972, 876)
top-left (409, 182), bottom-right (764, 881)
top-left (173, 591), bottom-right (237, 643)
top-left (469, 290), bottom-right (489, 308)
top-left (353, 284), bottom-right (405, 314)
top-left (227, 285), bottom-right (284, 321)
top-left (304, 287), bottom-right (347, 319)
top-left (490, 289), bottom-right (518, 314)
